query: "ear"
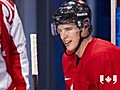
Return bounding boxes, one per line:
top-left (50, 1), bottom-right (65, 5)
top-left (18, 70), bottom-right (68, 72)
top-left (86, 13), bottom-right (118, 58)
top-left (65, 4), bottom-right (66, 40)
top-left (81, 18), bottom-right (90, 37)
top-left (83, 18), bottom-right (90, 29)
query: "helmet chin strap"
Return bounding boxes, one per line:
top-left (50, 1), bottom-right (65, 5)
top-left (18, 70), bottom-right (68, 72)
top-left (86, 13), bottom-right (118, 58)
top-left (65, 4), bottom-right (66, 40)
top-left (64, 30), bottom-right (83, 56)
top-left (64, 25), bottom-right (92, 56)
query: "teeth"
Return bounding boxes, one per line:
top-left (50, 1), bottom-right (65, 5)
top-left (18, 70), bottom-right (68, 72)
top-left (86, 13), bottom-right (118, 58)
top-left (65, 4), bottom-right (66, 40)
top-left (65, 40), bottom-right (70, 44)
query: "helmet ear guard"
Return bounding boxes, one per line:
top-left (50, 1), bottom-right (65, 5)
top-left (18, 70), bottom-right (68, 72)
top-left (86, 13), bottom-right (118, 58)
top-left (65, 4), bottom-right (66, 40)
top-left (51, 23), bottom-right (58, 36)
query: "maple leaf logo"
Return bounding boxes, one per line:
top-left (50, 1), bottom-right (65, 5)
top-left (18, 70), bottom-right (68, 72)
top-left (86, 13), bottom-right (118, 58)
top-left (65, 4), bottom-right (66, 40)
top-left (105, 76), bottom-right (112, 83)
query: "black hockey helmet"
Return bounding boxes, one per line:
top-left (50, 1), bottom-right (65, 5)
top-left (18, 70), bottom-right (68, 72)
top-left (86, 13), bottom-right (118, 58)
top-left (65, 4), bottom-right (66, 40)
top-left (52, 0), bottom-right (92, 33)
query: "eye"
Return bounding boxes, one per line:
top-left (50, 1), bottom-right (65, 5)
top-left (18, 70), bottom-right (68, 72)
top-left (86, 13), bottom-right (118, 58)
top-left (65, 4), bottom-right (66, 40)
top-left (57, 29), bottom-right (62, 34)
top-left (65, 27), bottom-right (73, 32)
top-left (66, 28), bottom-right (72, 31)
top-left (56, 27), bottom-right (73, 35)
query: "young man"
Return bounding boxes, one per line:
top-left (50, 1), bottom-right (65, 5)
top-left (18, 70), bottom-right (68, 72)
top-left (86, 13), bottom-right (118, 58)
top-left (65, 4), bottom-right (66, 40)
top-left (52, 0), bottom-right (120, 90)
top-left (0, 0), bottom-right (30, 89)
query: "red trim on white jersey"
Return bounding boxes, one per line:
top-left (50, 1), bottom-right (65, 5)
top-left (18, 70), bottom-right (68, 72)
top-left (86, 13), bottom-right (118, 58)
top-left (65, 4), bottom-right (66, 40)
top-left (0, 0), bottom-right (30, 89)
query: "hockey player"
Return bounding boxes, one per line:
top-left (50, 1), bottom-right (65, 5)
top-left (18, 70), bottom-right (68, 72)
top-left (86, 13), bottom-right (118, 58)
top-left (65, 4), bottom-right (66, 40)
top-left (0, 0), bottom-right (30, 89)
top-left (52, 0), bottom-right (120, 90)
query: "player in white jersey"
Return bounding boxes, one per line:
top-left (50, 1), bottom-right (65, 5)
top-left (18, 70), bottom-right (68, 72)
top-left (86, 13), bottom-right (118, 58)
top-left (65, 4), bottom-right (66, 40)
top-left (0, 0), bottom-right (30, 89)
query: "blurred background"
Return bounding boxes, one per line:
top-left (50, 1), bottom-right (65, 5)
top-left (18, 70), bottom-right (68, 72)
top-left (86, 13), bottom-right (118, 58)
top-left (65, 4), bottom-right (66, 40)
top-left (12, 0), bottom-right (120, 90)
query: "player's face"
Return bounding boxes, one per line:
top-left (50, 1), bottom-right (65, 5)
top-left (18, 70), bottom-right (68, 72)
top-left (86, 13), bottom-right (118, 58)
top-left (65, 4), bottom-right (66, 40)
top-left (57, 23), bottom-right (80, 51)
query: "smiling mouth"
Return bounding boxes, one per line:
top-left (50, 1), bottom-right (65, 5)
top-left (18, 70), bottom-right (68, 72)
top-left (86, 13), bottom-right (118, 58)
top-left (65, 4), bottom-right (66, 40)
top-left (64, 40), bottom-right (72, 47)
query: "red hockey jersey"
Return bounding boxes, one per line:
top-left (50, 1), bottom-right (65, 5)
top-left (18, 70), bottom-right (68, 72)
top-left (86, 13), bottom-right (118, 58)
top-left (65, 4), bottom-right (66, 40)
top-left (62, 38), bottom-right (120, 90)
